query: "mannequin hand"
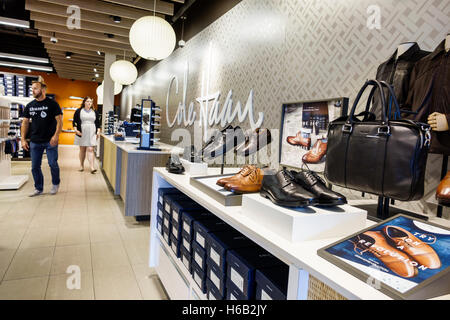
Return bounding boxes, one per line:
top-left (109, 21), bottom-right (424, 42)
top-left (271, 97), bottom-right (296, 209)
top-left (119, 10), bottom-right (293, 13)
top-left (428, 112), bottom-right (449, 131)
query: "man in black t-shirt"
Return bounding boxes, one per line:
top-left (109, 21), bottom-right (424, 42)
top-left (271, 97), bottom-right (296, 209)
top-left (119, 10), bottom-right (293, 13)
top-left (21, 80), bottom-right (63, 196)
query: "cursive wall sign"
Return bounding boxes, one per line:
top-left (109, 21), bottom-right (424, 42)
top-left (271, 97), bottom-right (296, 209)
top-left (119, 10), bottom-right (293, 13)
top-left (166, 43), bottom-right (264, 141)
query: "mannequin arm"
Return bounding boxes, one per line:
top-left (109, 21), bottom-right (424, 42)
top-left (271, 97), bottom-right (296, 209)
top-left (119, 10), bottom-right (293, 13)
top-left (427, 112), bottom-right (449, 131)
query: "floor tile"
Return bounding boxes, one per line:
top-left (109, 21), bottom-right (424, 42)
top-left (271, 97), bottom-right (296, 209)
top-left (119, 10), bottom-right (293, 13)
top-left (0, 276), bottom-right (48, 300)
top-left (51, 244), bottom-right (92, 275)
top-left (93, 265), bottom-right (142, 300)
top-left (89, 224), bottom-right (121, 243)
top-left (0, 249), bottom-right (16, 280)
top-left (46, 272), bottom-right (94, 300)
top-left (0, 226), bottom-right (27, 250)
top-left (91, 241), bottom-right (130, 271)
top-left (19, 227), bottom-right (58, 249)
top-left (56, 226), bottom-right (90, 247)
top-left (4, 246), bottom-right (54, 280)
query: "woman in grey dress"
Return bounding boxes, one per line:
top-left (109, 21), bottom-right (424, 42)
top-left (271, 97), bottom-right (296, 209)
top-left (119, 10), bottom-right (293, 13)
top-left (73, 97), bottom-right (101, 173)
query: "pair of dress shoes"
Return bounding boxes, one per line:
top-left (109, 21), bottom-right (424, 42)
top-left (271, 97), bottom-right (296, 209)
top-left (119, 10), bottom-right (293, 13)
top-left (302, 139), bottom-right (327, 164)
top-left (436, 171), bottom-right (450, 206)
top-left (354, 226), bottom-right (441, 278)
top-left (166, 154), bottom-right (185, 174)
top-left (259, 169), bottom-right (346, 207)
top-left (287, 131), bottom-right (311, 150)
top-left (216, 165), bottom-right (264, 194)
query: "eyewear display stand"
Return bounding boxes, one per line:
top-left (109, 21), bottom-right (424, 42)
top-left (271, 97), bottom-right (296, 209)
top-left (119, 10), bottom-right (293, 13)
top-left (138, 97), bottom-right (161, 151)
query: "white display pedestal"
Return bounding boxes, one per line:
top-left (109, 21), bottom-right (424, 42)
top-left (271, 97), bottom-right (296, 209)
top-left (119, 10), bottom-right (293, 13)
top-left (180, 158), bottom-right (208, 176)
top-left (241, 194), bottom-right (367, 242)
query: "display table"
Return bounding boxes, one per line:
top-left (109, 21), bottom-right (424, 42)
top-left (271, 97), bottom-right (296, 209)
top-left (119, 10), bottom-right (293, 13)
top-left (149, 167), bottom-right (404, 300)
top-left (99, 134), bottom-right (182, 218)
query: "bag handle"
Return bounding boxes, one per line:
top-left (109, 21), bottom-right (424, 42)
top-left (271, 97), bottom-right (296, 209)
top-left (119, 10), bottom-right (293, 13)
top-left (379, 80), bottom-right (401, 121)
top-left (344, 80), bottom-right (387, 133)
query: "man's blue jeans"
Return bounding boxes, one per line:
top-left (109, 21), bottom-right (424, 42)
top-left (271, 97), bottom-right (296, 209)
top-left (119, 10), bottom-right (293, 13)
top-left (30, 142), bottom-right (60, 192)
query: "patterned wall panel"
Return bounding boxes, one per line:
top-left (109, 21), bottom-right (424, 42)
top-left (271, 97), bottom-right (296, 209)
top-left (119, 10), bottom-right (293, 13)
top-left (122, 0), bottom-right (450, 218)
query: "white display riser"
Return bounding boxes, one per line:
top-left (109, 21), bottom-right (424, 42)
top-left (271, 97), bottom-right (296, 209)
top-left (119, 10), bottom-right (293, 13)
top-left (148, 167), bottom-right (391, 300)
top-left (0, 175), bottom-right (28, 190)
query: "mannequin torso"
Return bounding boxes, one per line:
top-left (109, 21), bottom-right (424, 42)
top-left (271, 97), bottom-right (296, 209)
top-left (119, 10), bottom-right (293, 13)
top-left (396, 42), bottom-right (415, 59)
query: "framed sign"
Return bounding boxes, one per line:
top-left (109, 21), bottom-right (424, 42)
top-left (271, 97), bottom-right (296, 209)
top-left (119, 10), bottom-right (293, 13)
top-left (318, 214), bottom-right (450, 299)
top-left (279, 98), bottom-right (348, 172)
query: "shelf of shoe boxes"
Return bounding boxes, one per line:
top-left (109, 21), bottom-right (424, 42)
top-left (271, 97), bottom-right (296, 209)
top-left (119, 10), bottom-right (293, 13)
top-left (155, 186), bottom-right (292, 300)
top-left (0, 103), bottom-right (11, 180)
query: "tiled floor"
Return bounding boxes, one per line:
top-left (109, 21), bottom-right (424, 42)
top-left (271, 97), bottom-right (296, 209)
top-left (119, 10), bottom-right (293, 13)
top-left (0, 145), bottom-right (168, 300)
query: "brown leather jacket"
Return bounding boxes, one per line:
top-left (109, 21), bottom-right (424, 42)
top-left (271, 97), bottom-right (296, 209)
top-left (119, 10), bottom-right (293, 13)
top-left (404, 40), bottom-right (450, 155)
top-left (370, 43), bottom-right (430, 116)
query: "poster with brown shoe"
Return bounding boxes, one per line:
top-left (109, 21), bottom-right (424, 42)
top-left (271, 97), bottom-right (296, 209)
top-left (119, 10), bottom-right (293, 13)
top-left (279, 98), bottom-right (348, 173)
top-left (318, 214), bottom-right (450, 299)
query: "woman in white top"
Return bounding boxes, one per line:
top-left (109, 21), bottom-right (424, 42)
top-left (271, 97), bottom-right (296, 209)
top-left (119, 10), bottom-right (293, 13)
top-left (73, 97), bottom-right (101, 173)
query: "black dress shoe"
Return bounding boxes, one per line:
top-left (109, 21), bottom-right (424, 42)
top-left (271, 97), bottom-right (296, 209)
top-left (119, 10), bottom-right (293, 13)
top-left (291, 170), bottom-right (347, 206)
top-left (235, 128), bottom-right (272, 157)
top-left (203, 126), bottom-right (244, 159)
top-left (166, 155), bottom-right (185, 174)
top-left (183, 145), bottom-right (202, 163)
top-left (260, 169), bottom-right (316, 207)
top-left (200, 125), bottom-right (233, 157)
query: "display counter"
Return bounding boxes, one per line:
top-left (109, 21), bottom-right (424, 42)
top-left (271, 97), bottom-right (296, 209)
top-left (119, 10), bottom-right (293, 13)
top-left (99, 134), bottom-right (182, 218)
top-left (148, 167), bottom-right (450, 300)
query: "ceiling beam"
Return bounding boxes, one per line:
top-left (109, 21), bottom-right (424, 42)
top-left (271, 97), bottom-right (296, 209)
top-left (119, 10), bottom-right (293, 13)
top-left (50, 60), bottom-right (104, 69)
top-left (39, 30), bottom-right (133, 51)
top-left (49, 57), bottom-right (104, 66)
top-left (30, 12), bottom-right (130, 37)
top-left (47, 50), bottom-right (105, 62)
top-left (34, 21), bottom-right (130, 45)
top-left (38, 0), bottom-right (174, 17)
top-left (25, 0), bottom-right (136, 29)
top-left (101, 0), bottom-right (174, 15)
top-left (44, 44), bottom-right (108, 57)
top-left (42, 38), bottom-right (133, 56)
top-left (55, 69), bottom-right (102, 77)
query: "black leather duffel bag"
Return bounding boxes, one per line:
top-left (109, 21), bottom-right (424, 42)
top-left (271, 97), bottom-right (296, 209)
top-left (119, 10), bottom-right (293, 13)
top-left (324, 80), bottom-right (431, 201)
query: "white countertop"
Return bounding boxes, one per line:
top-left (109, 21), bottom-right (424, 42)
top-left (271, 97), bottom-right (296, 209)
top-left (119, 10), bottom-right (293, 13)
top-left (153, 167), bottom-right (450, 300)
top-left (101, 133), bottom-right (183, 155)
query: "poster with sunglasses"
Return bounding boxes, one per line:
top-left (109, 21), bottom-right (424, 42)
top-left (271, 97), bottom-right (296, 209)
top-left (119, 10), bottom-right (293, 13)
top-left (279, 98), bottom-right (348, 172)
top-left (318, 214), bottom-right (450, 299)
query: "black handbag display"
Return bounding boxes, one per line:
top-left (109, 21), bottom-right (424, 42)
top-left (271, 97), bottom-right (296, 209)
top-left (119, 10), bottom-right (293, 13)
top-left (324, 80), bottom-right (432, 201)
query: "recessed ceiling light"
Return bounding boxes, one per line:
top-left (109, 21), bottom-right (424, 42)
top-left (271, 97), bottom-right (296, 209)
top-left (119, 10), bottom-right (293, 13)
top-left (93, 68), bottom-right (97, 72)
top-left (65, 52), bottom-right (72, 59)
top-left (112, 16), bottom-right (121, 23)
top-left (97, 51), bottom-right (101, 55)
top-left (27, 69), bottom-right (31, 73)
top-left (95, 73), bottom-right (99, 78)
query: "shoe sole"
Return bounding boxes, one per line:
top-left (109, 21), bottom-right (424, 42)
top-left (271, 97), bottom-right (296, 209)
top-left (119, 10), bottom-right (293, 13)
top-left (315, 199), bottom-right (347, 206)
top-left (260, 190), bottom-right (313, 207)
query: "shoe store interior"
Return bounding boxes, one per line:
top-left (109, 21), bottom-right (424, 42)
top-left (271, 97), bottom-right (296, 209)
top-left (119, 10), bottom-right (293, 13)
top-left (0, 0), bottom-right (449, 302)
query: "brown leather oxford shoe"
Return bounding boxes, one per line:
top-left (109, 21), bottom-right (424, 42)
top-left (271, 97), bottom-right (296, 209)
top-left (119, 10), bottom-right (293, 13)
top-left (436, 171), bottom-right (450, 206)
top-left (224, 167), bottom-right (264, 194)
top-left (216, 165), bottom-right (255, 187)
top-left (287, 131), bottom-right (311, 149)
top-left (382, 225), bottom-right (441, 270)
top-left (302, 139), bottom-right (327, 164)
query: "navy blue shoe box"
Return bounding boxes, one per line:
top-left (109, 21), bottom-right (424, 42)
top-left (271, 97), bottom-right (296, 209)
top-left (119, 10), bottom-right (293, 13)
top-left (226, 279), bottom-right (248, 300)
top-left (206, 258), bottom-right (227, 298)
top-left (156, 215), bottom-right (163, 235)
top-left (192, 260), bottom-right (207, 294)
top-left (193, 218), bottom-right (233, 251)
top-left (158, 187), bottom-right (181, 207)
top-left (181, 211), bottom-right (215, 252)
top-left (171, 198), bottom-right (205, 225)
top-left (180, 245), bottom-right (192, 274)
top-left (255, 265), bottom-right (289, 300)
top-left (226, 246), bottom-right (284, 300)
top-left (162, 208), bottom-right (172, 236)
top-left (206, 231), bottom-right (256, 273)
top-left (163, 192), bottom-right (191, 216)
top-left (162, 225), bottom-right (171, 246)
top-left (170, 232), bottom-right (181, 258)
top-left (157, 202), bottom-right (165, 224)
top-left (206, 278), bottom-right (224, 300)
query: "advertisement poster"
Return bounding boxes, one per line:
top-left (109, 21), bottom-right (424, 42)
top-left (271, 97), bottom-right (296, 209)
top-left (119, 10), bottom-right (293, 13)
top-left (279, 98), bottom-right (348, 172)
top-left (318, 215), bottom-right (450, 299)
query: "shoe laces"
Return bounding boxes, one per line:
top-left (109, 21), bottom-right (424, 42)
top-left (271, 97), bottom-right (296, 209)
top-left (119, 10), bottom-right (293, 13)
top-left (303, 170), bottom-right (325, 186)
top-left (239, 165), bottom-right (254, 177)
top-left (281, 169), bottom-right (295, 185)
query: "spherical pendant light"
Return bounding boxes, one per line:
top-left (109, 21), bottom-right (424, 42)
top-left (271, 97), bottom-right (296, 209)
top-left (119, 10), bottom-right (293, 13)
top-left (109, 60), bottom-right (138, 85)
top-left (129, 16), bottom-right (176, 61)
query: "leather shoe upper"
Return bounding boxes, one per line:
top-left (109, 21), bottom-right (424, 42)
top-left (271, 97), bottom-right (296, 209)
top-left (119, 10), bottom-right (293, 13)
top-left (235, 128), bottom-right (272, 157)
top-left (291, 170), bottom-right (346, 205)
top-left (166, 155), bottom-right (185, 174)
top-left (203, 126), bottom-right (243, 159)
top-left (436, 171), bottom-right (450, 205)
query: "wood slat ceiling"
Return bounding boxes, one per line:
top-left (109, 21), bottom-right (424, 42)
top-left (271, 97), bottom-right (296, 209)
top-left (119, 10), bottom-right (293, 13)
top-left (26, 0), bottom-right (185, 81)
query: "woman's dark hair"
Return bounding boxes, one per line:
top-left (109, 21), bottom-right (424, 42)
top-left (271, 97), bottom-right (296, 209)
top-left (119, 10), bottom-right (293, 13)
top-left (81, 96), bottom-right (94, 110)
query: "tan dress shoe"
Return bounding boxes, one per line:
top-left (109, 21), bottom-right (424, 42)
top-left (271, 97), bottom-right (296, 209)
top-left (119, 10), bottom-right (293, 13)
top-left (287, 131), bottom-right (311, 149)
top-left (216, 165), bottom-right (256, 187)
top-left (382, 226), bottom-right (441, 269)
top-left (224, 167), bottom-right (264, 194)
top-left (302, 139), bottom-right (327, 164)
top-left (354, 231), bottom-right (418, 278)
top-left (436, 171), bottom-right (450, 205)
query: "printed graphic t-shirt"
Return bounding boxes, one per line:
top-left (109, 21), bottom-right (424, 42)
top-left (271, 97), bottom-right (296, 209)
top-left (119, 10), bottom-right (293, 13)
top-left (23, 97), bottom-right (62, 143)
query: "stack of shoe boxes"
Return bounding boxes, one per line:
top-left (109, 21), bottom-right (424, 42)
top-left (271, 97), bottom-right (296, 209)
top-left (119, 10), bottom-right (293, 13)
top-left (15, 75), bottom-right (26, 97)
top-left (225, 247), bottom-right (285, 300)
top-left (191, 218), bottom-right (234, 293)
top-left (156, 187), bottom-right (290, 300)
top-left (205, 231), bottom-right (256, 300)
top-left (3, 74), bottom-right (15, 96)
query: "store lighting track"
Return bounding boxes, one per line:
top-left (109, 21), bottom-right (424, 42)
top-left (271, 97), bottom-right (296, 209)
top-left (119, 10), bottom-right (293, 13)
top-left (0, 16), bottom-right (30, 28)
top-left (0, 61), bottom-right (52, 72)
top-left (69, 96), bottom-right (84, 100)
top-left (0, 52), bottom-right (49, 64)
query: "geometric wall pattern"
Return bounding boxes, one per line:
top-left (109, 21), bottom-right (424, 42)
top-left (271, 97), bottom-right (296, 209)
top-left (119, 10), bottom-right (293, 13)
top-left (121, 0), bottom-right (450, 218)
